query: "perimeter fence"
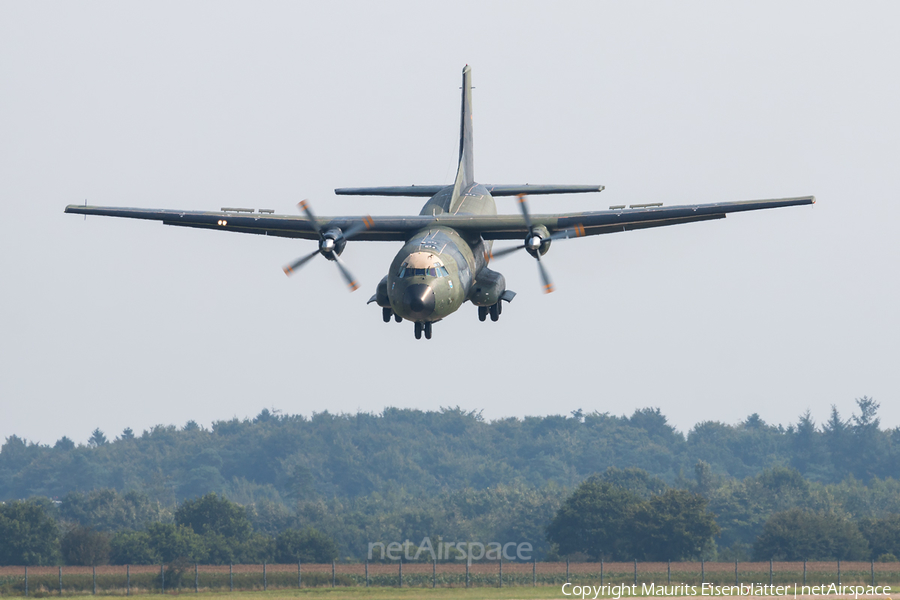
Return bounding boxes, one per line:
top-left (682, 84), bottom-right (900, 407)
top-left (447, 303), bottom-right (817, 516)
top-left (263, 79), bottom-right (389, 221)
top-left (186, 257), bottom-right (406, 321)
top-left (1, 560), bottom-right (899, 595)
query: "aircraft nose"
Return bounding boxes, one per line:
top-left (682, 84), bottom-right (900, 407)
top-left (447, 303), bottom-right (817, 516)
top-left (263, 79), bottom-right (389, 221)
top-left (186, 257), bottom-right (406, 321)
top-left (403, 284), bottom-right (435, 319)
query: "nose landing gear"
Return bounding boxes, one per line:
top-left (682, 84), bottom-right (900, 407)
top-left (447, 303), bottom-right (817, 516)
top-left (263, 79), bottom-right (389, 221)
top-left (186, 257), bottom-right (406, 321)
top-left (414, 321), bottom-right (433, 340)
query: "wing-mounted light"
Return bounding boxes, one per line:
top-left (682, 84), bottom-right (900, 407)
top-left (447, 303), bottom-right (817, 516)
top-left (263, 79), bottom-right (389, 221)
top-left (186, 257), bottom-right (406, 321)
top-left (282, 200), bottom-right (372, 292)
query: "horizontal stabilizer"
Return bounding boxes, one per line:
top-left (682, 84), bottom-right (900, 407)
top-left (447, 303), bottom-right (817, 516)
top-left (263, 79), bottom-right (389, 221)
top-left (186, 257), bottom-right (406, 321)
top-left (335, 186), bottom-right (445, 197)
top-left (486, 184), bottom-right (605, 196)
top-left (334, 184), bottom-right (605, 197)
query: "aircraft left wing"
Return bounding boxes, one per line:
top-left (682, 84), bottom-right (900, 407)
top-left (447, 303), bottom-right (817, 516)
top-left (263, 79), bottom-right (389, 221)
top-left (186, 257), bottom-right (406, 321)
top-left (65, 195), bottom-right (813, 243)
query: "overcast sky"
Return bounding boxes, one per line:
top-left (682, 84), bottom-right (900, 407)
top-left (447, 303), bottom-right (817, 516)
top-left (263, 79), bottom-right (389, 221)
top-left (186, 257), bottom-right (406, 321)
top-left (2, 1), bottom-right (898, 445)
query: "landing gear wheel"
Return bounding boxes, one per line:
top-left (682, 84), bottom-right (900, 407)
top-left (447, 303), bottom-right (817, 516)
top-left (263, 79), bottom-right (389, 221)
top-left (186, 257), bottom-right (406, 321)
top-left (414, 322), bottom-right (422, 339)
top-left (490, 303), bottom-right (500, 322)
top-left (424, 321), bottom-right (432, 340)
top-left (478, 306), bottom-right (487, 322)
top-left (394, 313), bottom-right (402, 323)
top-left (382, 307), bottom-right (392, 323)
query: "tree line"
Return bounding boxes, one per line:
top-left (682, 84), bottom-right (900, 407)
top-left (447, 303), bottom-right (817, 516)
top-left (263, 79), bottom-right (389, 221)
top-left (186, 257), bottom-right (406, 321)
top-left (0, 493), bottom-right (337, 566)
top-left (2, 398), bottom-right (899, 563)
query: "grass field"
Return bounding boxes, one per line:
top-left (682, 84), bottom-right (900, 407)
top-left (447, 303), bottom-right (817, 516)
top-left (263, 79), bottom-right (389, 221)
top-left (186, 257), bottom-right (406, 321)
top-left (3, 563), bottom-right (897, 599)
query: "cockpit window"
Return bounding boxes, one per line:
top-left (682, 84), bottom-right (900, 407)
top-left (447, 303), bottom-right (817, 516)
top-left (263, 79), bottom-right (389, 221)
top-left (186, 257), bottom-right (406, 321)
top-left (396, 266), bottom-right (449, 278)
top-left (397, 252), bottom-right (450, 278)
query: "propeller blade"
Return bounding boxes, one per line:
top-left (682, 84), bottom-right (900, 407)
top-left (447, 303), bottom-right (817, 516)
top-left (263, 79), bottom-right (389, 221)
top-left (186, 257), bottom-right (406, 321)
top-left (283, 249), bottom-right (321, 276)
top-left (516, 194), bottom-right (533, 230)
top-left (535, 253), bottom-right (555, 294)
top-left (298, 199), bottom-right (323, 235)
top-left (340, 215), bottom-right (374, 240)
top-left (333, 254), bottom-right (360, 292)
top-left (490, 244), bottom-right (526, 259)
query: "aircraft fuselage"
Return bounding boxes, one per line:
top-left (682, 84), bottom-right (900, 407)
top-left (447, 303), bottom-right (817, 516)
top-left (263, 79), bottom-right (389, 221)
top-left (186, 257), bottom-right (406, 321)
top-left (381, 183), bottom-right (503, 324)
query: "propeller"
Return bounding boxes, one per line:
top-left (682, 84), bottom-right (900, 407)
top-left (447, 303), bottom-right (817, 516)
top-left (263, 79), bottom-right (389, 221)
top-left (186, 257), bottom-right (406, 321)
top-left (489, 194), bottom-right (586, 293)
top-left (282, 200), bottom-right (373, 292)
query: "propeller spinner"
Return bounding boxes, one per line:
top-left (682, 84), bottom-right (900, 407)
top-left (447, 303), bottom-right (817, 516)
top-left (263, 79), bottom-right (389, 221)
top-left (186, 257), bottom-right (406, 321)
top-left (282, 200), bottom-right (373, 292)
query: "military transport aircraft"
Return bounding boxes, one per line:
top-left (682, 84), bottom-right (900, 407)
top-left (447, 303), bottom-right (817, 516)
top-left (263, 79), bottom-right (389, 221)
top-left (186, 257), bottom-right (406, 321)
top-left (66, 65), bottom-right (814, 340)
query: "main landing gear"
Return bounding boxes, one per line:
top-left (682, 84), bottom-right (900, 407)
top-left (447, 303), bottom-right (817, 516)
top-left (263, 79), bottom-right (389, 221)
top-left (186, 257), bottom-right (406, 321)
top-left (478, 301), bottom-right (502, 322)
top-left (414, 321), bottom-right (432, 340)
top-left (382, 307), bottom-right (402, 323)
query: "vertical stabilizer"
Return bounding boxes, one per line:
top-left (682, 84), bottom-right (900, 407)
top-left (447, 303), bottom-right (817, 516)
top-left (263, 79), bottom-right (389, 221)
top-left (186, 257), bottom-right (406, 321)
top-left (451, 66), bottom-right (474, 202)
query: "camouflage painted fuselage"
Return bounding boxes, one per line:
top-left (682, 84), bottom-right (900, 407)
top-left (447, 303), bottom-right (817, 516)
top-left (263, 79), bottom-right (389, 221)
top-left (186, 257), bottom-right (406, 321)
top-left (376, 183), bottom-right (505, 323)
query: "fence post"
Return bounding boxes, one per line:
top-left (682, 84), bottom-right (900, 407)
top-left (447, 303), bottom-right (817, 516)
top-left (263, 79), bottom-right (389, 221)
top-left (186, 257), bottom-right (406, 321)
top-left (566, 557), bottom-right (570, 584)
top-left (634, 559), bottom-right (638, 586)
top-left (735, 559), bottom-right (738, 585)
top-left (837, 559), bottom-right (841, 585)
top-left (127, 564), bottom-right (130, 596)
top-left (433, 558), bottom-right (436, 588)
top-left (533, 558), bottom-right (536, 587)
top-left (195, 563), bottom-right (199, 593)
top-left (770, 559), bottom-right (773, 586)
top-left (803, 560), bottom-right (806, 586)
top-left (701, 560), bottom-right (704, 586)
top-left (601, 559), bottom-right (604, 585)
top-left (229, 563), bottom-right (233, 592)
top-left (264, 562), bottom-right (267, 591)
top-left (364, 561), bottom-right (368, 588)
top-left (399, 560), bottom-right (402, 588)
top-left (668, 560), bottom-right (671, 585)
top-left (332, 560), bottom-right (336, 588)
top-left (93, 565), bottom-right (97, 595)
top-left (59, 566), bottom-right (63, 596)
top-left (466, 561), bottom-right (469, 588)
top-left (25, 565), bottom-right (28, 597)
top-left (871, 560), bottom-right (875, 586)
top-left (299, 560), bottom-right (302, 589)
top-left (160, 564), bottom-right (165, 594)
top-left (499, 558), bottom-right (502, 588)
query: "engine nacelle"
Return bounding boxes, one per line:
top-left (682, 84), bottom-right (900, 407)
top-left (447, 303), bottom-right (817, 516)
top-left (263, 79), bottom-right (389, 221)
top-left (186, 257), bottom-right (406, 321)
top-left (468, 267), bottom-right (507, 306)
top-left (524, 224), bottom-right (552, 259)
top-left (373, 275), bottom-right (390, 308)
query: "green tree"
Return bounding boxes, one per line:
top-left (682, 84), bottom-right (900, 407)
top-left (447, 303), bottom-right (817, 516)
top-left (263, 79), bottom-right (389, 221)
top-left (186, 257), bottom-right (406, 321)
top-left (110, 531), bottom-right (159, 565)
top-left (637, 489), bottom-right (719, 560)
top-left (60, 526), bottom-right (110, 566)
top-left (752, 508), bottom-right (869, 560)
top-left (275, 528), bottom-right (339, 563)
top-left (600, 467), bottom-right (668, 498)
top-left (88, 429), bottom-right (108, 447)
top-left (0, 500), bottom-right (59, 565)
top-left (858, 515), bottom-right (900, 560)
top-left (146, 523), bottom-right (205, 563)
top-left (175, 493), bottom-right (252, 540)
top-left (546, 478), bottom-right (644, 560)
top-left (60, 489), bottom-right (158, 531)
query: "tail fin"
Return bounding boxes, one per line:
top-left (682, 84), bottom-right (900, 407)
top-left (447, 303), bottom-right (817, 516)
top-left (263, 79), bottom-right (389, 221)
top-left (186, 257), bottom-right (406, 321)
top-left (452, 65), bottom-right (474, 200)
